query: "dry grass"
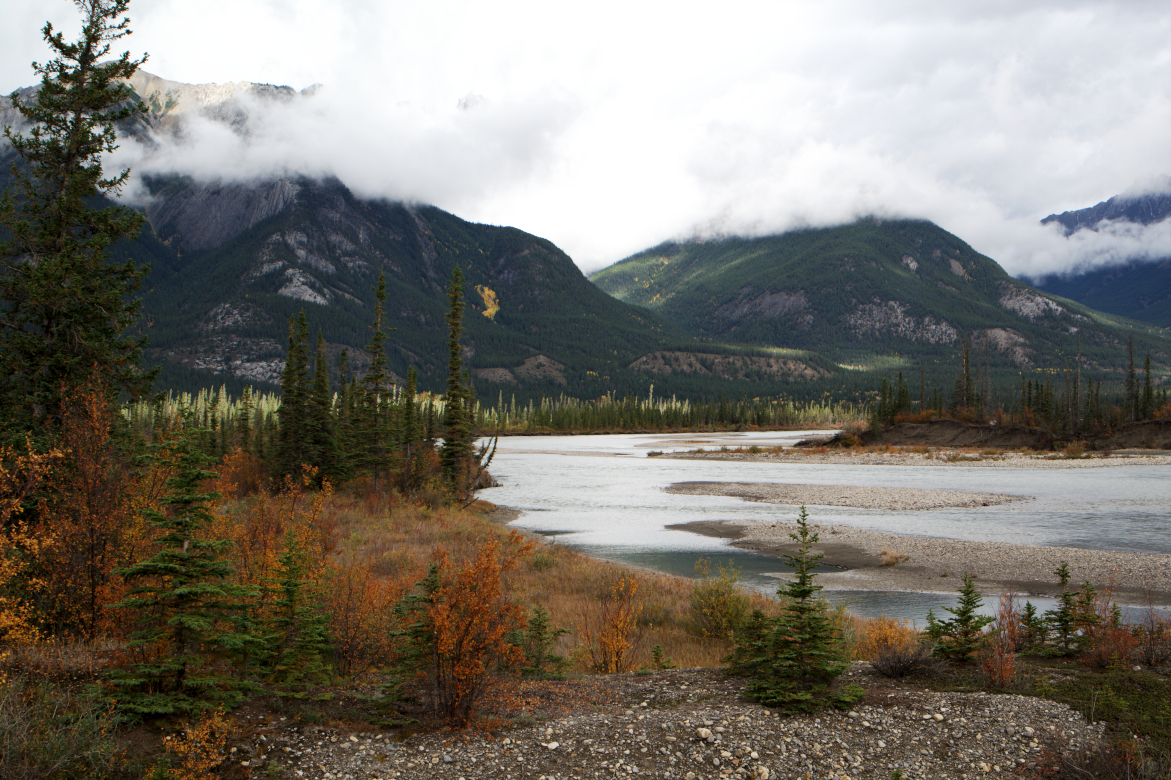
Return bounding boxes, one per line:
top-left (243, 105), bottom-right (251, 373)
top-left (325, 491), bottom-right (744, 671)
top-left (879, 549), bottom-right (910, 566)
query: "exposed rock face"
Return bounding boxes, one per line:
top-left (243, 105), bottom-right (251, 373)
top-left (199, 303), bottom-right (273, 334)
top-left (845, 300), bottom-right (958, 344)
top-left (472, 367), bottom-right (517, 385)
top-left (714, 288), bottom-right (812, 327)
top-left (629, 351), bottom-right (828, 380)
top-left (126, 70), bottom-right (302, 135)
top-left (972, 327), bottom-right (1034, 368)
top-left (155, 336), bottom-right (287, 385)
top-left (513, 355), bottom-right (567, 384)
top-left (995, 282), bottom-right (1085, 323)
top-left (1042, 175), bottom-right (1171, 235)
top-left (147, 178), bottom-right (302, 252)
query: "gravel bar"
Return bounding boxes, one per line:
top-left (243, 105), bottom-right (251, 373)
top-left (665, 481), bottom-right (1023, 511)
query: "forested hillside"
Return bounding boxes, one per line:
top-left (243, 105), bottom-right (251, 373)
top-left (591, 218), bottom-right (1170, 401)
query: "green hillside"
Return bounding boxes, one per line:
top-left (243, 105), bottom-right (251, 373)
top-left (591, 219), bottom-right (1170, 393)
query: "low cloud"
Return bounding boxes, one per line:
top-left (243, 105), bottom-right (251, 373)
top-left (108, 81), bottom-right (578, 216)
top-left (7, 0), bottom-right (1166, 278)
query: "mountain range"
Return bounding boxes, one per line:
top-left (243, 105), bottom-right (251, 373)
top-left (1029, 180), bottom-right (1171, 328)
top-left (590, 219), bottom-right (1167, 389)
top-left (2, 72), bottom-right (1167, 403)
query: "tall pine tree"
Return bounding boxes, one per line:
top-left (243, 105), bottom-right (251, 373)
top-left (361, 272), bottom-right (393, 493)
top-left (439, 268), bottom-right (473, 496)
top-left (0, 0), bottom-right (154, 442)
top-left (276, 312), bottom-right (310, 478)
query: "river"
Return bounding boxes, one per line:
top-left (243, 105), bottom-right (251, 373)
top-left (478, 431), bottom-right (1171, 622)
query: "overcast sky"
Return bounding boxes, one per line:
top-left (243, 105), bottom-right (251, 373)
top-left (3, 0), bottom-right (1169, 278)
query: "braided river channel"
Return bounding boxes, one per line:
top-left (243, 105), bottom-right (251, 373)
top-left (478, 431), bottom-right (1171, 622)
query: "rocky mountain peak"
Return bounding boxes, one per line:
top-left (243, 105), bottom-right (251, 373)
top-left (1041, 175), bottom-right (1171, 235)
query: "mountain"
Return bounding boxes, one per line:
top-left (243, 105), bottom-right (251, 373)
top-left (1029, 179), bottom-right (1171, 328)
top-left (590, 218), bottom-right (1169, 389)
top-left (1040, 177), bottom-right (1171, 235)
top-left (2, 72), bottom-right (834, 400)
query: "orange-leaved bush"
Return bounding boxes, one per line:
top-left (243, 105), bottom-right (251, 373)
top-left (395, 531), bottom-right (532, 727)
top-left (577, 574), bottom-right (642, 674)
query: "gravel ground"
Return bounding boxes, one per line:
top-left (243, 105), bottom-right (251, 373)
top-left (242, 666), bottom-right (1104, 780)
top-left (657, 449), bottom-right (1171, 469)
top-left (730, 518), bottom-right (1171, 607)
top-left (664, 482), bottom-right (1021, 511)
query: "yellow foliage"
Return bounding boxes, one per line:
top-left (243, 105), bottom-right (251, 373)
top-left (854, 615), bottom-right (919, 661)
top-left (577, 575), bottom-right (642, 674)
top-left (158, 710), bottom-right (231, 780)
top-left (474, 285), bottom-right (500, 320)
top-left (0, 442), bottom-right (62, 649)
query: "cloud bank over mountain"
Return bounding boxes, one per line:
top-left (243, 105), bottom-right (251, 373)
top-left (3, 0), bottom-right (1168, 276)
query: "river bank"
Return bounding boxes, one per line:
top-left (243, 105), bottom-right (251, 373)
top-left (668, 510), bottom-right (1171, 609)
top-left (656, 447), bottom-right (1171, 469)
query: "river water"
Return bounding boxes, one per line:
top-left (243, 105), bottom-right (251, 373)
top-left (478, 431), bottom-right (1171, 622)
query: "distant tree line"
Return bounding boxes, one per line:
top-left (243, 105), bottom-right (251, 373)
top-left (869, 335), bottom-right (1168, 436)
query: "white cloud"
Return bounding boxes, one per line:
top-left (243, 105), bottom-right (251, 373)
top-left (4, 0), bottom-right (1169, 276)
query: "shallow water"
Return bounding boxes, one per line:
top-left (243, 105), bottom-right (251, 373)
top-left (480, 431), bottom-right (1171, 620)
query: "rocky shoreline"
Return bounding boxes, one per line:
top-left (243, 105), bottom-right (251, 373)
top-left (673, 517), bottom-right (1171, 609)
top-left (656, 448), bottom-right (1171, 469)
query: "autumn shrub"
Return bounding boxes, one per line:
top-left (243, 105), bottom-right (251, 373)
top-left (855, 615), bottom-right (938, 678)
top-left (1135, 598), bottom-right (1171, 667)
top-left (0, 675), bottom-right (118, 780)
top-left (689, 558), bottom-right (750, 640)
top-left (152, 709), bottom-right (231, 780)
top-left (322, 556), bottom-right (401, 680)
top-left (978, 595), bottom-right (1018, 688)
top-left (212, 445), bottom-right (269, 500)
top-left (42, 377), bottom-right (145, 641)
top-left (854, 615), bottom-right (918, 660)
top-left (577, 574), bottom-right (642, 674)
top-left (394, 533), bottom-right (532, 728)
top-left (892, 409), bottom-right (937, 425)
top-left (1082, 625), bottom-right (1140, 670)
top-left (1, 442), bottom-right (61, 650)
top-left (872, 640), bottom-right (940, 679)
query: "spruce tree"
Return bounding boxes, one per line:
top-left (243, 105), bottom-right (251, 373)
top-left (262, 528), bottom-right (331, 690)
top-left (926, 573), bottom-right (993, 661)
top-left (440, 268), bottom-right (473, 495)
top-left (305, 331), bottom-right (339, 482)
top-left (276, 312), bottom-right (310, 478)
top-left (0, 0), bottom-right (154, 442)
top-left (729, 507), bottom-right (861, 712)
top-left (111, 430), bottom-right (254, 717)
top-left (361, 272), bottom-right (393, 492)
